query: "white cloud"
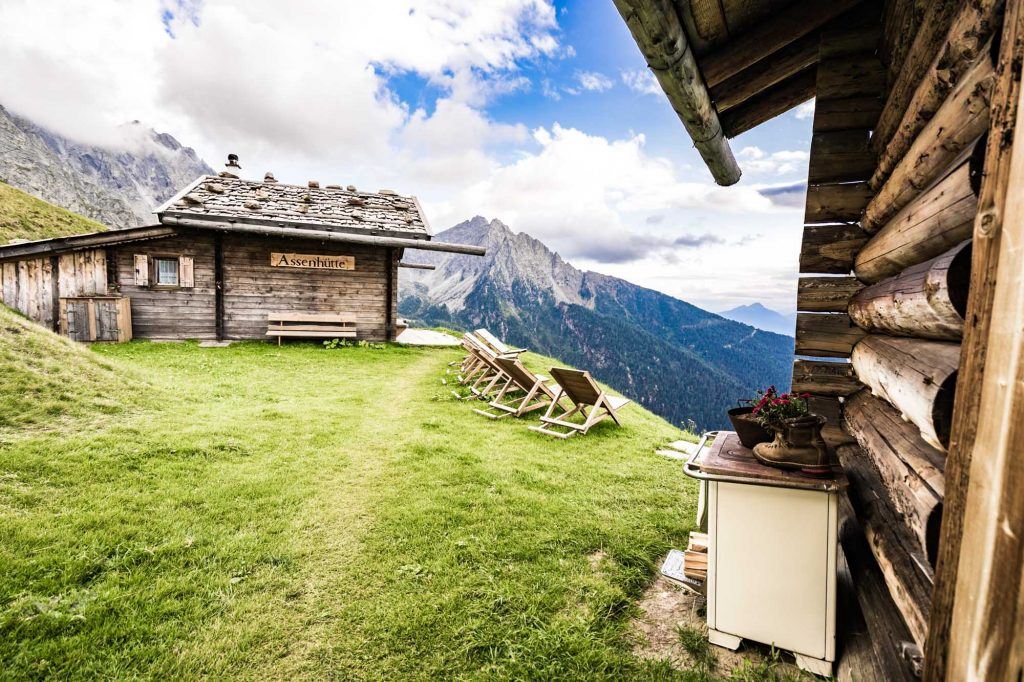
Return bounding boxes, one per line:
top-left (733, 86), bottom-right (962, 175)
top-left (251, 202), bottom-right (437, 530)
top-left (794, 100), bottom-right (815, 120)
top-left (571, 70), bottom-right (614, 93)
top-left (737, 145), bottom-right (809, 176)
top-left (0, 0), bottom-right (806, 311)
top-left (621, 69), bottom-right (661, 96)
top-left (430, 124), bottom-right (780, 263)
top-left (0, 0), bottom-right (559, 162)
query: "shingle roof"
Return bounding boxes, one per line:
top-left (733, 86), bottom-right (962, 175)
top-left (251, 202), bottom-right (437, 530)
top-left (156, 175), bottom-right (430, 239)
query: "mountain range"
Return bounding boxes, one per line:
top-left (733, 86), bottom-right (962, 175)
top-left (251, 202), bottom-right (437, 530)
top-left (400, 217), bottom-right (793, 430)
top-left (0, 104), bottom-right (211, 229)
top-left (1, 105), bottom-right (794, 431)
top-left (718, 302), bottom-right (796, 336)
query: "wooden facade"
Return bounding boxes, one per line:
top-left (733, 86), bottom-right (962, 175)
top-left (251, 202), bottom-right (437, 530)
top-left (618, 0), bottom-right (1024, 677)
top-left (0, 175), bottom-right (484, 343)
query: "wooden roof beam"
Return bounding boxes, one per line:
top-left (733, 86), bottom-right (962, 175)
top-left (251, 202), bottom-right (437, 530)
top-left (710, 31), bottom-right (820, 113)
top-left (700, 0), bottom-right (863, 88)
top-left (614, 0), bottom-right (741, 185)
top-left (720, 66), bottom-right (817, 138)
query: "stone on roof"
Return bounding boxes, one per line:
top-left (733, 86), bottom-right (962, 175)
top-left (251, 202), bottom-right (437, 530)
top-left (157, 175), bottom-right (429, 238)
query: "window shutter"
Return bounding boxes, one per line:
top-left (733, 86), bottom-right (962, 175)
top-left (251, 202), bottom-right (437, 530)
top-left (134, 255), bottom-right (149, 286)
top-left (179, 256), bottom-right (195, 288)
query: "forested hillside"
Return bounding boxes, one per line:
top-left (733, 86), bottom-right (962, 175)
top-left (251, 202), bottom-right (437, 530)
top-left (401, 217), bottom-right (793, 430)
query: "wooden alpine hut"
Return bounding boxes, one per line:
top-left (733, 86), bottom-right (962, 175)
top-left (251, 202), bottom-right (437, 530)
top-left (0, 157), bottom-right (484, 343)
top-left (616, 0), bottom-right (1024, 678)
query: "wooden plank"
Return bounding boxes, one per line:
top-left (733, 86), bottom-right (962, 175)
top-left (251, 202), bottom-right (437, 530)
top-left (850, 240), bottom-right (971, 341)
top-left (879, 0), bottom-right (926, 89)
top-left (808, 129), bottom-right (876, 184)
top-left (266, 313), bottom-right (357, 323)
top-left (804, 182), bottom-right (873, 223)
top-left (720, 66), bottom-right (816, 138)
top-left (266, 330), bottom-right (358, 338)
top-left (930, 1), bottom-right (1024, 675)
top-left (792, 359), bottom-right (861, 397)
top-left (266, 324), bottom-right (358, 333)
top-left (797, 276), bottom-right (863, 312)
top-left (799, 224), bottom-right (870, 274)
top-left (795, 312), bottom-right (866, 358)
top-left (872, 0), bottom-right (961, 152)
top-left (870, 1), bottom-right (1001, 190)
top-left (856, 159), bottom-right (978, 282)
top-left (863, 54), bottom-right (995, 230)
top-left (837, 497), bottom-right (922, 681)
top-left (838, 442), bottom-right (934, 651)
top-left (843, 389), bottom-right (946, 567)
top-left (709, 31), bottom-right (819, 112)
top-left (816, 54), bottom-right (886, 100)
top-left (812, 96), bottom-right (884, 133)
top-left (699, 0), bottom-right (861, 87)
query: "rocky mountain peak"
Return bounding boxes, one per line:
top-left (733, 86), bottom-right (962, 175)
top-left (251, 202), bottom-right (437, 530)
top-left (401, 216), bottom-right (588, 312)
top-left (0, 104), bottom-right (212, 228)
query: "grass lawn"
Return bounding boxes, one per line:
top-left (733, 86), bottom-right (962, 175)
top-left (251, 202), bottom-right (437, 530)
top-left (0, 182), bottom-right (107, 244)
top-left (0, 337), bottom-right (709, 679)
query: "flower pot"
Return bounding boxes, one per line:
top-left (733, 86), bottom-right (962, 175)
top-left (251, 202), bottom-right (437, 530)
top-left (752, 414), bottom-right (830, 472)
top-left (727, 406), bottom-right (773, 449)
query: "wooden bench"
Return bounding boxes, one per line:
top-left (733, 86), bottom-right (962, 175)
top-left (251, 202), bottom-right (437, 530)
top-left (266, 313), bottom-right (357, 345)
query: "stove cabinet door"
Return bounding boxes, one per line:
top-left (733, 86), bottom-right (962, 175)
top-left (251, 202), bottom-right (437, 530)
top-left (710, 482), bottom-right (836, 660)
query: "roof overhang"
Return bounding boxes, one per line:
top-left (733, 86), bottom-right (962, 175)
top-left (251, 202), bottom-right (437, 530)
top-left (159, 217), bottom-right (486, 256)
top-left (0, 220), bottom-right (486, 263)
top-left (0, 225), bottom-right (178, 262)
top-left (614, 0), bottom-right (865, 185)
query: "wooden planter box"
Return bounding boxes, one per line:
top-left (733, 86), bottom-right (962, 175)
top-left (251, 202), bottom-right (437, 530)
top-left (59, 296), bottom-right (132, 342)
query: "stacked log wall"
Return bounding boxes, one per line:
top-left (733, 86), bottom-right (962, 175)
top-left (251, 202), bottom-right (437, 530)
top-left (792, 4), bottom-right (1001, 676)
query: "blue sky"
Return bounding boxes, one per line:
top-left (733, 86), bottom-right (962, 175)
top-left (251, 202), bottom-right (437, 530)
top-left (0, 0), bottom-right (814, 312)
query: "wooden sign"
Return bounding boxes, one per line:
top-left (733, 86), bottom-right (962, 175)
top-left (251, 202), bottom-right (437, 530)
top-left (270, 253), bottom-right (355, 270)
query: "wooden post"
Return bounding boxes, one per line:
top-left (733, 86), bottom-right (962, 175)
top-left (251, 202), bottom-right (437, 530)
top-left (925, 2), bottom-right (1024, 678)
top-left (385, 247), bottom-right (395, 342)
top-left (49, 256), bottom-right (60, 333)
top-left (612, 0), bottom-right (741, 185)
top-left (214, 233), bottom-right (224, 341)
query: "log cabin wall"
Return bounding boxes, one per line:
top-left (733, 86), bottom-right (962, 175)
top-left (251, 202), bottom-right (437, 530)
top-left (108, 233), bottom-right (397, 342)
top-left (792, 1), bottom-right (1005, 677)
top-left (218, 235), bottom-right (394, 341)
top-left (112, 234), bottom-right (217, 341)
top-left (1, 248), bottom-right (108, 330)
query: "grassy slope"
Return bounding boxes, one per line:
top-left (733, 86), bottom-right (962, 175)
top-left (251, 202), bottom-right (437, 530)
top-left (0, 181), bottom-right (106, 243)
top-left (0, 337), bottom-right (705, 679)
top-left (0, 306), bottom-right (137, 435)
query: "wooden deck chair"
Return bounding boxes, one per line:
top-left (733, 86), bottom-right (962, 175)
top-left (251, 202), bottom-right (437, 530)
top-left (472, 355), bottom-right (562, 419)
top-left (454, 335), bottom-right (487, 382)
top-left (474, 328), bottom-right (526, 356)
top-left (529, 368), bottom-right (630, 438)
top-left (455, 334), bottom-right (510, 399)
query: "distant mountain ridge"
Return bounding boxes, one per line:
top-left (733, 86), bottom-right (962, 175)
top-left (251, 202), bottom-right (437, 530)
top-left (718, 302), bottom-right (796, 337)
top-left (400, 217), bottom-right (793, 430)
top-left (0, 104), bottom-right (212, 229)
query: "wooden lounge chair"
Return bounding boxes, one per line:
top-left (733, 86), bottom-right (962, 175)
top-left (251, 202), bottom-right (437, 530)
top-left (474, 328), bottom-right (526, 356)
top-left (454, 334), bottom-right (510, 399)
top-left (472, 355), bottom-right (562, 419)
top-left (529, 368), bottom-right (631, 438)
